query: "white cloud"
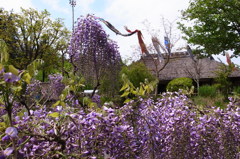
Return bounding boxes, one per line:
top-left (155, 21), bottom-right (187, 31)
top-left (105, 0), bottom-right (188, 24)
top-left (0, 0), bottom-right (34, 12)
top-left (103, 0), bottom-right (189, 59)
top-left (42, 0), bottom-right (70, 14)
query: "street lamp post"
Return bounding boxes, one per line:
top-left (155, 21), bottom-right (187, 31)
top-left (69, 0), bottom-right (76, 32)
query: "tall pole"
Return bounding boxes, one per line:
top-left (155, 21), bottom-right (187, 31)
top-left (69, 0), bottom-right (77, 75)
top-left (69, 0), bottom-right (76, 32)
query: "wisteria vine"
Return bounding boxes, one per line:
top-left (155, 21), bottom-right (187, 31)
top-left (68, 16), bottom-right (121, 94)
top-left (1, 88), bottom-right (239, 158)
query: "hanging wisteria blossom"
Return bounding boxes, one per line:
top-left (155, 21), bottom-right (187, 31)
top-left (68, 15), bottom-right (121, 87)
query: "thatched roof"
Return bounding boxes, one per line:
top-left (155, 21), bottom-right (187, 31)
top-left (141, 52), bottom-right (240, 81)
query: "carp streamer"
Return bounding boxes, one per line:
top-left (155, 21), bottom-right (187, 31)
top-left (90, 15), bottom-right (149, 55)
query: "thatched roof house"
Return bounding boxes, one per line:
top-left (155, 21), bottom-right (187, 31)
top-left (141, 52), bottom-right (240, 92)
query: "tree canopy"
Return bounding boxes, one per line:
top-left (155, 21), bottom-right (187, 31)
top-left (120, 61), bottom-right (156, 88)
top-left (179, 0), bottom-right (240, 57)
top-left (0, 8), bottom-right (70, 78)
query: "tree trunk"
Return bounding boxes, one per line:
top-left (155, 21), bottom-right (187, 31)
top-left (42, 70), bottom-right (45, 82)
top-left (196, 79), bottom-right (200, 95)
top-left (62, 52), bottom-right (65, 76)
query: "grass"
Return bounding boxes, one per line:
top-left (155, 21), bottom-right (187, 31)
top-left (192, 94), bottom-right (227, 109)
top-left (198, 85), bottom-right (217, 97)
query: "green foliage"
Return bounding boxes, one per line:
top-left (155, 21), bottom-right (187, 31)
top-left (99, 95), bottom-right (122, 107)
top-left (0, 39), bottom-right (8, 64)
top-left (232, 86), bottom-right (240, 100)
top-left (120, 73), bottom-right (158, 103)
top-left (198, 85), bottom-right (217, 97)
top-left (100, 96), bottom-right (112, 105)
top-left (0, 41), bottom-right (43, 126)
top-left (0, 9), bottom-right (18, 62)
top-left (48, 112), bottom-right (60, 118)
top-left (233, 86), bottom-right (240, 94)
top-left (120, 61), bottom-right (156, 88)
top-left (233, 86), bottom-right (240, 96)
top-left (35, 68), bottom-right (58, 82)
top-left (215, 64), bottom-right (233, 100)
top-left (166, 77), bottom-right (193, 92)
top-left (63, 60), bottom-right (73, 76)
top-left (181, 86), bottom-right (195, 97)
top-left (51, 73), bottom-right (99, 111)
top-left (0, 8), bottom-right (70, 78)
top-left (214, 101), bottom-right (225, 109)
top-left (0, 40), bottom-right (43, 85)
top-left (179, 0), bottom-right (240, 57)
top-left (27, 59), bottom-right (45, 77)
top-left (61, 73), bottom-right (85, 97)
top-left (0, 122), bottom-right (6, 132)
top-left (99, 72), bottom-right (121, 98)
top-left (192, 94), bottom-right (226, 109)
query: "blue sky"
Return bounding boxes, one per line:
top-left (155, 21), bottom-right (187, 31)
top-left (0, 0), bottom-right (239, 64)
top-left (0, 0), bottom-right (190, 57)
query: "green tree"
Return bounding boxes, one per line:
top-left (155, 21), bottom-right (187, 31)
top-left (215, 63), bottom-right (233, 100)
top-left (0, 8), bottom-right (70, 80)
top-left (120, 61), bottom-right (156, 88)
top-left (0, 9), bottom-right (19, 60)
top-left (178, 0), bottom-right (240, 57)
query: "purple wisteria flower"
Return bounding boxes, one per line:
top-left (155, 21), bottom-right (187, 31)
top-left (68, 16), bottom-right (121, 93)
top-left (1, 135), bottom-right (10, 141)
top-left (5, 127), bottom-right (18, 138)
top-left (0, 155), bottom-right (5, 159)
top-left (48, 74), bottom-right (65, 97)
top-left (3, 72), bottom-right (20, 83)
top-left (0, 90), bottom-right (239, 158)
top-left (3, 147), bottom-right (13, 156)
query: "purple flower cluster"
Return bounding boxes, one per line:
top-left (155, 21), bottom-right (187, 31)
top-left (25, 74), bottom-right (65, 103)
top-left (0, 70), bottom-right (20, 83)
top-left (0, 92), bottom-right (239, 158)
top-left (26, 79), bottom-right (41, 94)
top-left (48, 74), bottom-right (65, 97)
top-left (7, 106), bottom-right (137, 158)
top-left (91, 94), bottom-right (101, 107)
top-left (3, 72), bottom-right (20, 83)
top-left (5, 127), bottom-right (18, 138)
top-left (68, 16), bottom-right (121, 85)
top-left (0, 127), bottom-right (18, 158)
top-left (191, 100), bottom-right (240, 158)
top-left (25, 79), bottom-right (42, 102)
top-left (120, 92), bottom-right (240, 158)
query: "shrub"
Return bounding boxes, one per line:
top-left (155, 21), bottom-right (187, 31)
top-left (198, 85), bottom-right (217, 97)
top-left (100, 96), bottom-right (112, 105)
top-left (214, 100), bottom-right (225, 109)
top-left (166, 77), bottom-right (193, 92)
top-left (214, 64), bottom-right (232, 100)
top-left (192, 94), bottom-right (226, 108)
top-left (233, 86), bottom-right (240, 94)
top-left (120, 61), bottom-right (156, 88)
